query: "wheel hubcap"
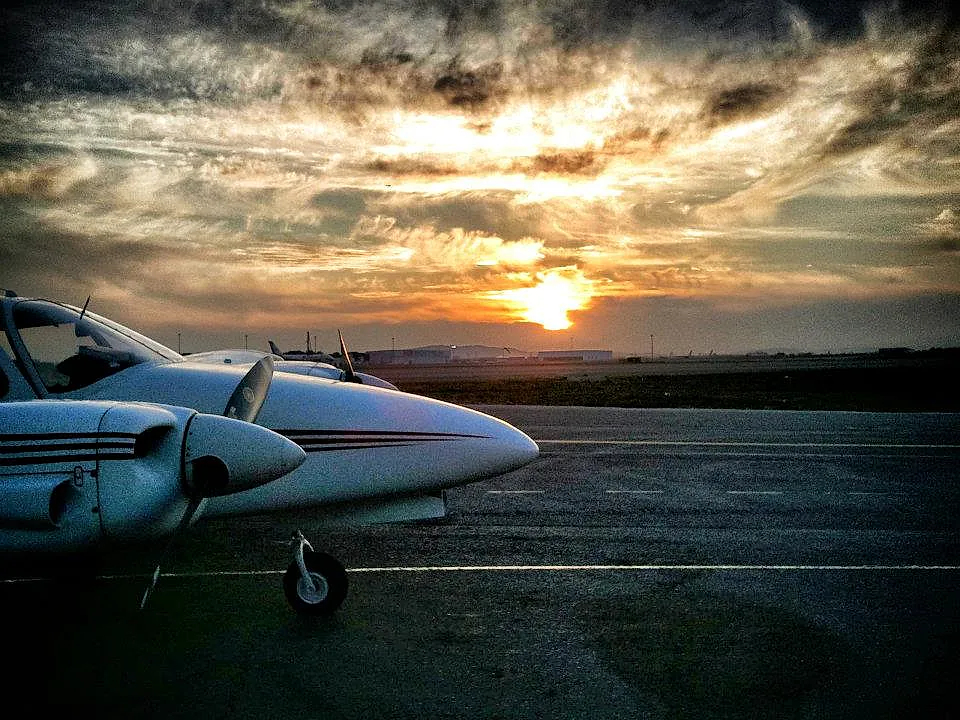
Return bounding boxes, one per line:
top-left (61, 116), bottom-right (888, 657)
top-left (298, 572), bottom-right (329, 604)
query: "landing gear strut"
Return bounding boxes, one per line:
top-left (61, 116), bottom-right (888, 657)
top-left (283, 530), bottom-right (348, 615)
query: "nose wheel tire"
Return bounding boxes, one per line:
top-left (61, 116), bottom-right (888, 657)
top-left (283, 550), bottom-right (348, 615)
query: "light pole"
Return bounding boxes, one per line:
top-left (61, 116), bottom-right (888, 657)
top-left (650, 334), bottom-right (654, 359)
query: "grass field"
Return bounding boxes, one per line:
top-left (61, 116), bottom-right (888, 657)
top-left (382, 361), bottom-right (960, 412)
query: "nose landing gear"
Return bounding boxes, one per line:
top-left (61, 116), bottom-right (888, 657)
top-left (283, 530), bottom-right (348, 615)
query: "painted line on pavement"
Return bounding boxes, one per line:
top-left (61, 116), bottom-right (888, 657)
top-left (347, 564), bottom-right (960, 573)
top-left (486, 490), bottom-right (546, 495)
top-left (7, 564), bottom-right (960, 584)
top-left (537, 439), bottom-right (960, 449)
top-left (606, 489), bottom-right (664, 494)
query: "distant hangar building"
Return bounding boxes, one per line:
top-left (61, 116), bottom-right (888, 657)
top-left (367, 347), bottom-right (453, 365)
top-left (537, 350), bottom-right (613, 362)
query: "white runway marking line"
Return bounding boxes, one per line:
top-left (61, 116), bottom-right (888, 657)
top-left (6, 564), bottom-right (960, 584)
top-left (485, 490), bottom-right (546, 495)
top-left (726, 490), bottom-right (784, 495)
top-left (537, 439), bottom-right (960, 449)
top-left (347, 564), bottom-right (960, 573)
top-left (606, 489), bottom-right (664, 494)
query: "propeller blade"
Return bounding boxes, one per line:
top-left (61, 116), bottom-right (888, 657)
top-left (140, 356), bottom-right (298, 611)
top-left (139, 420), bottom-right (304, 610)
top-left (338, 330), bottom-right (361, 383)
top-left (224, 355), bottom-right (273, 422)
top-left (139, 494), bottom-right (202, 610)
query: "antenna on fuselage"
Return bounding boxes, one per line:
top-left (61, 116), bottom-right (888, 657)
top-left (338, 330), bottom-right (361, 383)
top-left (77, 295), bottom-right (91, 322)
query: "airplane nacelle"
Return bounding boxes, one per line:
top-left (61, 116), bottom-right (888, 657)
top-left (0, 401), bottom-right (183, 552)
top-left (0, 400), bottom-right (305, 553)
top-left (0, 475), bottom-right (73, 529)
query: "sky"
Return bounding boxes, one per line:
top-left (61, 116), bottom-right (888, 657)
top-left (1, 0), bottom-right (959, 356)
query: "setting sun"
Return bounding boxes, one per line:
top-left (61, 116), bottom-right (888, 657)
top-left (491, 267), bottom-right (595, 331)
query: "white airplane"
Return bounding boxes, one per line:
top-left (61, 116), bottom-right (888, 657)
top-left (0, 289), bottom-right (539, 613)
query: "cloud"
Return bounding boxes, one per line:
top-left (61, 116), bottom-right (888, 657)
top-left (704, 82), bottom-right (786, 125)
top-left (349, 216), bottom-right (544, 271)
top-left (0, 157), bottom-right (98, 199)
top-left (917, 207), bottom-right (960, 253)
top-left (921, 207), bottom-right (958, 234)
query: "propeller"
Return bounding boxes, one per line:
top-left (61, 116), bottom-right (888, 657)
top-left (224, 354), bottom-right (273, 421)
top-left (337, 329), bottom-right (362, 384)
top-left (140, 356), bottom-right (279, 610)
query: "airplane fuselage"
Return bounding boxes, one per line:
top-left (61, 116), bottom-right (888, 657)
top-left (71, 360), bottom-right (538, 517)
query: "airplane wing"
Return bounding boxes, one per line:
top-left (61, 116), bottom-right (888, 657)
top-left (186, 347), bottom-right (399, 389)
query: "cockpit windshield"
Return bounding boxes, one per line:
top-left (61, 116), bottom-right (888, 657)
top-left (9, 300), bottom-right (181, 394)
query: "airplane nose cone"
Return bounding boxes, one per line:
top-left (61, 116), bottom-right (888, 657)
top-left (448, 408), bottom-right (539, 482)
top-left (497, 425), bottom-right (540, 473)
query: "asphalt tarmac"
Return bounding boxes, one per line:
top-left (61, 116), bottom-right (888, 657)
top-left (3, 407), bottom-right (959, 719)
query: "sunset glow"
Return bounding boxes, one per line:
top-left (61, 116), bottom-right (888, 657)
top-left (491, 268), bottom-right (595, 331)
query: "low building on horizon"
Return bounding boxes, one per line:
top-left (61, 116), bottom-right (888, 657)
top-left (366, 345), bottom-right (613, 365)
top-left (538, 349), bottom-right (614, 362)
top-left (367, 347), bottom-right (454, 365)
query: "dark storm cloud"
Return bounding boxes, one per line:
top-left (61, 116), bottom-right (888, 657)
top-left (0, 0), bottom-right (289, 101)
top-left (433, 63), bottom-right (503, 107)
top-left (366, 158), bottom-right (462, 176)
top-left (705, 82), bottom-right (786, 125)
top-left (370, 150), bottom-right (606, 177)
top-left (4, 0), bottom-right (945, 104)
top-left (527, 151), bottom-right (601, 175)
top-left (931, 236), bottom-right (960, 253)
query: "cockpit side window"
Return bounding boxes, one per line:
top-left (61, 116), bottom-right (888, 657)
top-left (11, 300), bottom-right (173, 394)
top-left (2, 317), bottom-right (36, 399)
top-left (17, 317), bottom-right (82, 391)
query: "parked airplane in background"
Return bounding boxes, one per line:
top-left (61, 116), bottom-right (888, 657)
top-left (267, 334), bottom-right (398, 388)
top-left (269, 337), bottom-right (338, 365)
top-left (0, 289), bottom-right (538, 613)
